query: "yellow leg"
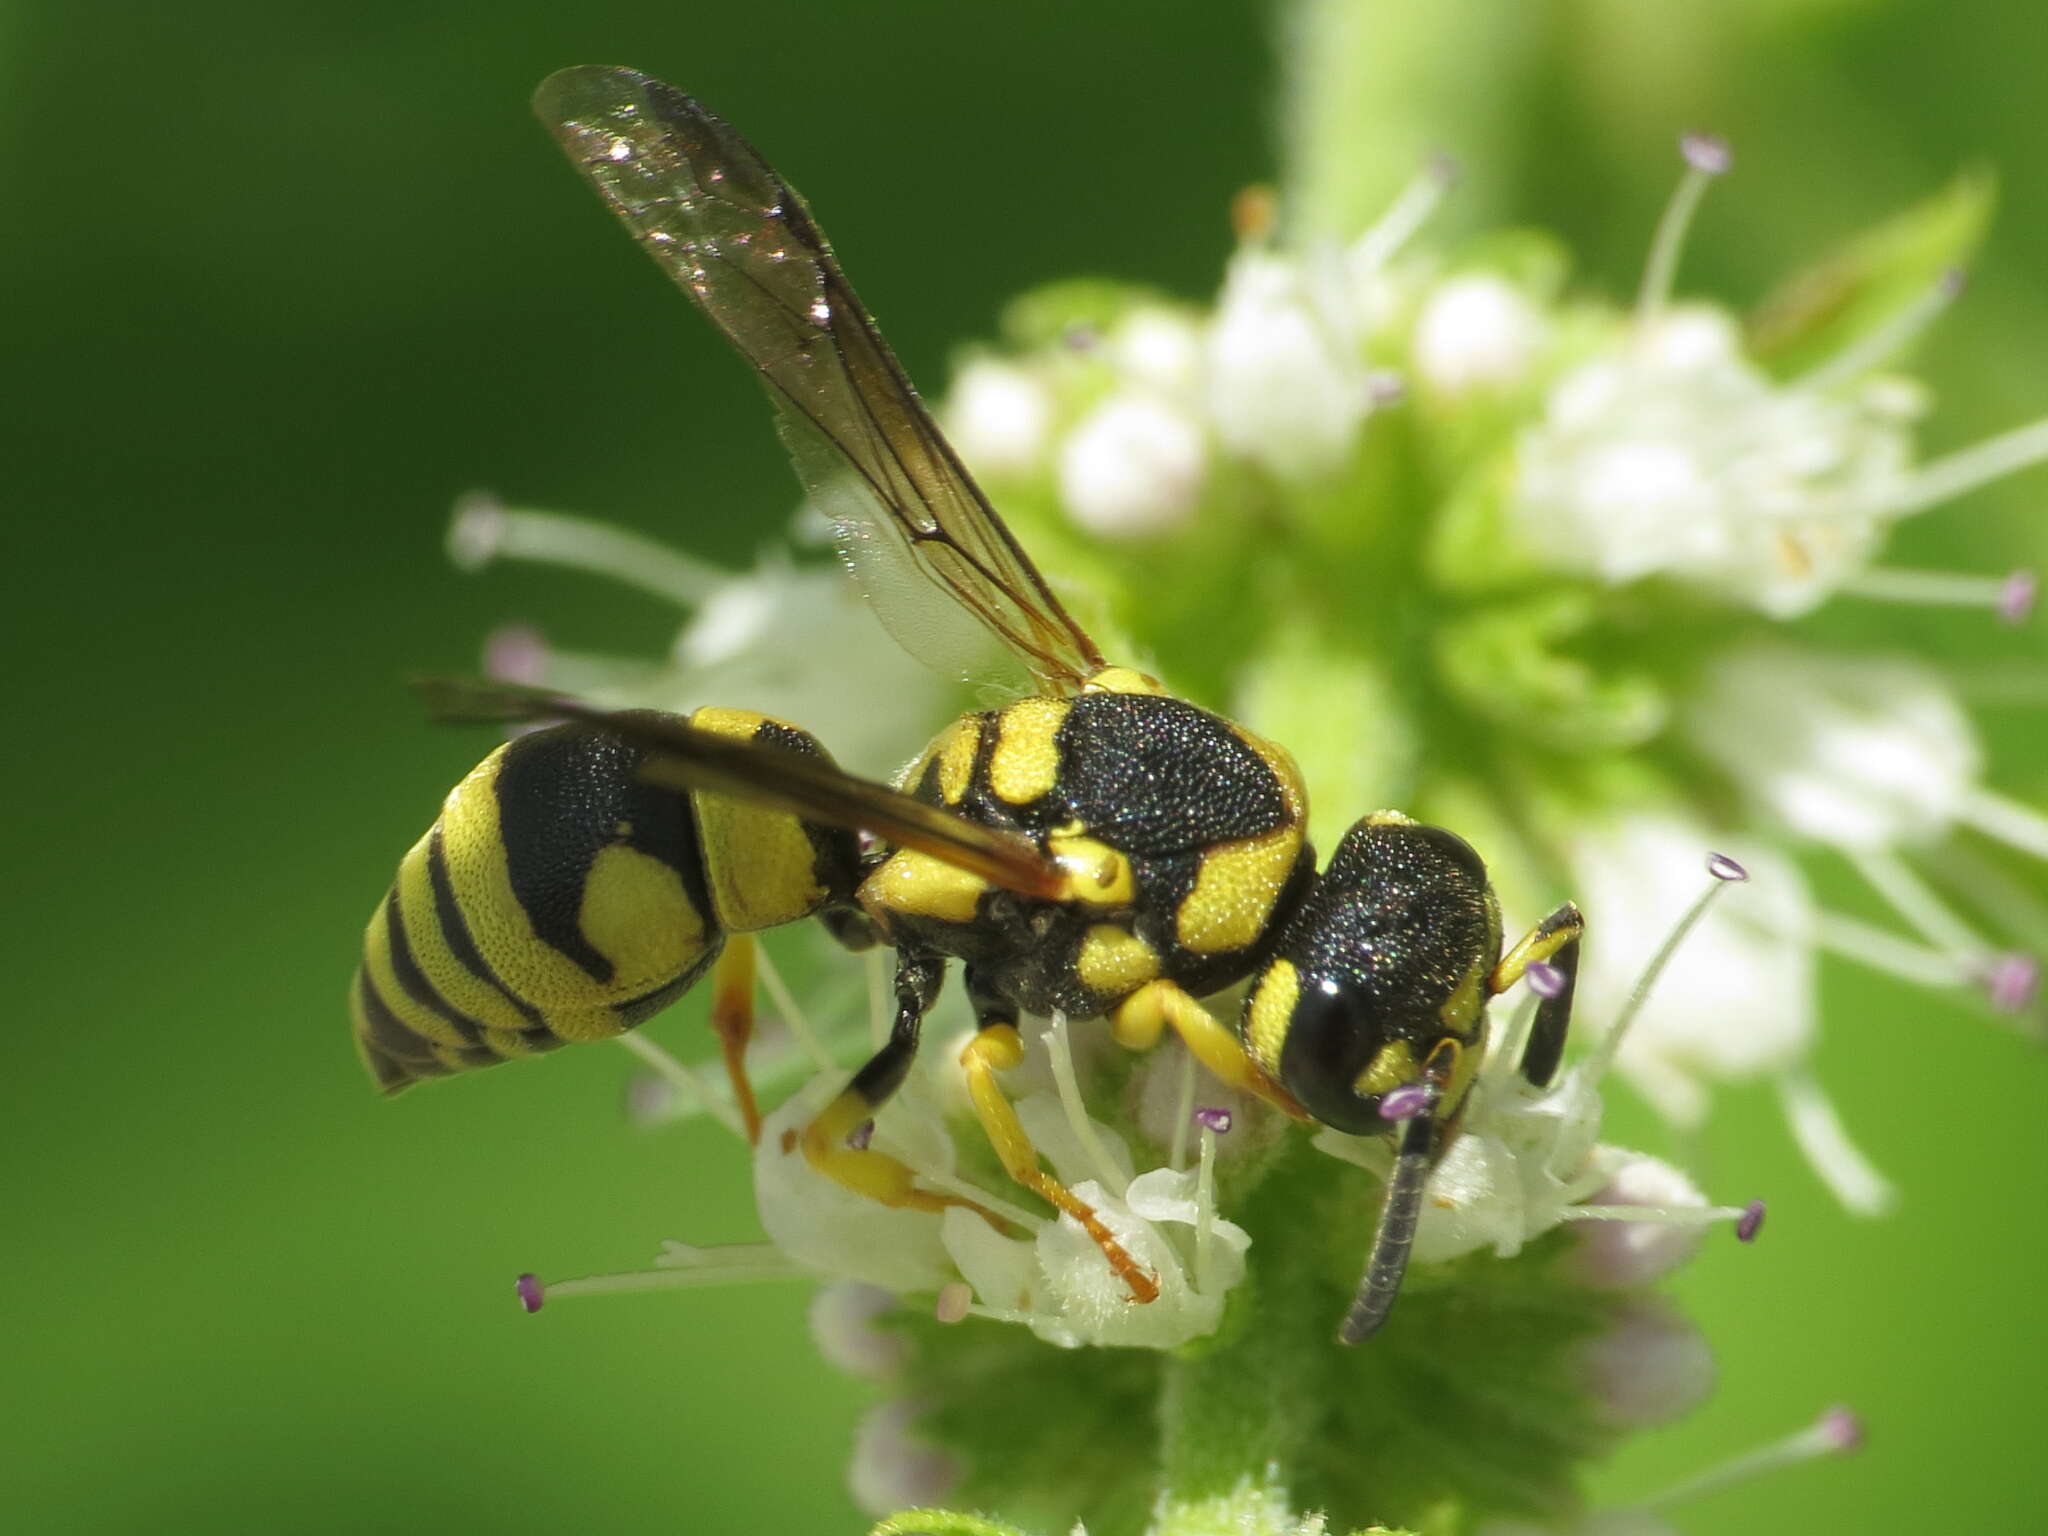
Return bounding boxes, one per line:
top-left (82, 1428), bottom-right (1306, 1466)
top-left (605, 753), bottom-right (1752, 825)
top-left (959, 1024), bottom-right (1160, 1304)
top-left (707, 937), bottom-right (763, 1145)
top-left (1490, 901), bottom-right (1585, 992)
top-left (1110, 980), bottom-right (1312, 1121)
top-left (798, 1085), bottom-right (1014, 1229)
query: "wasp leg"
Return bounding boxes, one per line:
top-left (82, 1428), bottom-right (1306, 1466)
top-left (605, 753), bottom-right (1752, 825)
top-left (957, 973), bottom-right (1160, 1304)
top-left (707, 936), bottom-right (764, 1144)
top-left (800, 950), bottom-right (1006, 1227)
top-left (1488, 901), bottom-right (1583, 1090)
top-left (1109, 979), bottom-right (1311, 1121)
top-left (1339, 1037), bottom-right (1461, 1345)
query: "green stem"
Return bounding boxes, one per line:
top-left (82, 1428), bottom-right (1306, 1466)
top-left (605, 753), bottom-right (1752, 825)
top-left (1153, 1151), bottom-right (1339, 1535)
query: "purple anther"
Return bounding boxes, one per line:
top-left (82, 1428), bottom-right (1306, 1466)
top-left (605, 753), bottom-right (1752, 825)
top-left (1425, 149), bottom-right (1462, 188)
top-left (1817, 1404), bottom-right (1866, 1454)
top-left (1193, 1106), bottom-right (1234, 1135)
top-left (1379, 1084), bottom-right (1433, 1123)
top-left (856, 829), bottom-right (883, 858)
top-left (1706, 851), bottom-right (1750, 883)
top-left (1526, 961), bottom-right (1567, 1000)
top-left (515, 1273), bottom-right (545, 1314)
top-left (1364, 369), bottom-right (1408, 408)
top-left (1997, 569), bottom-right (2037, 627)
top-left (934, 1282), bottom-right (972, 1325)
top-left (1061, 322), bottom-right (1100, 354)
top-left (1983, 952), bottom-right (2040, 1014)
top-left (1680, 132), bottom-right (1732, 176)
top-left (1736, 1199), bottom-right (1766, 1244)
top-left (846, 1118), bottom-right (876, 1151)
top-left (1938, 266), bottom-right (1970, 300)
top-left (485, 624), bottom-right (549, 686)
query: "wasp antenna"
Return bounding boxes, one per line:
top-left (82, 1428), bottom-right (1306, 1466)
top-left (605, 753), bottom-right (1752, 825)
top-left (1337, 1104), bottom-right (1439, 1345)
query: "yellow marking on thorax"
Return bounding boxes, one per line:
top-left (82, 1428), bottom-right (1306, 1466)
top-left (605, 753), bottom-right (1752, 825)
top-left (1244, 958), bottom-right (1299, 1078)
top-left (1083, 666), bottom-right (1167, 696)
top-left (861, 848), bottom-right (990, 927)
top-left (1175, 723), bottom-right (1307, 955)
top-left (987, 697), bottom-right (1068, 805)
top-left (1076, 924), bottom-right (1160, 996)
top-left (1046, 825), bottom-right (1137, 907)
top-left (1364, 809), bottom-right (1417, 826)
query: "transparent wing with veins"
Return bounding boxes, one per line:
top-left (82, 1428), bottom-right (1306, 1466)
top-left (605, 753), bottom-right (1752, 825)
top-left (533, 65), bottom-right (1106, 696)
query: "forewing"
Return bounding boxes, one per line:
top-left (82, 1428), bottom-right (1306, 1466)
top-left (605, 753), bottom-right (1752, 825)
top-left (533, 65), bottom-right (1105, 695)
top-left (417, 679), bottom-right (1066, 900)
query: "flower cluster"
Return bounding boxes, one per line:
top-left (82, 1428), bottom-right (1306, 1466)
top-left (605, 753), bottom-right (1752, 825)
top-left (453, 92), bottom-right (2043, 1536)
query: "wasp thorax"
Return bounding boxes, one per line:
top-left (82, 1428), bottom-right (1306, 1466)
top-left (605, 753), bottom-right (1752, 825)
top-left (1243, 816), bottom-right (1503, 1136)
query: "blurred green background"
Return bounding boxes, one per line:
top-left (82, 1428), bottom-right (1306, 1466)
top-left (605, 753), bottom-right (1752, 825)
top-left (9, 2), bottom-right (2045, 1532)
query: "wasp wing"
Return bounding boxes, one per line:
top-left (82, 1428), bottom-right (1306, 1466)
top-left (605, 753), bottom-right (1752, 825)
top-left (533, 65), bottom-right (1105, 696)
top-left (418, 679), bottom-right (1067, 900)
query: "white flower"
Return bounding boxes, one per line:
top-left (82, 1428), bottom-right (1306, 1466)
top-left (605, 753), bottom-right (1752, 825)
top-left (944, 357), bottom-right (1055, 478)
top-left (1685, 644), bottom-right (1980, 852)
top-left (1207, 248), bottom-right (1367, 480)
top-left (1107, 307), bottom-right (1206, 401)
top-left (1514, 307), bottom-right (1912, 616)
top-left (1412, 274), bottom-right (1546, 394)
top-left (1058, 392), bottom-right (1208, 539)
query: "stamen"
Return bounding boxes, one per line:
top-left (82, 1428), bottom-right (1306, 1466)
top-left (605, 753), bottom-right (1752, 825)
top-left (1636, 132), bottom-right (1731, 325)
top-left (1928, 842), bottom-right (2048, 954)
top-left (446, 493), bottom-right (728, 606)
top-left (1363, 369), bottom-right (1408, 409)
top-left (1194, 1119), bottom-right (1220, 1293)
top-left (1349, 151), bottom-right (1458, 273)
top-left (1583, 857), bottom-right (1744, 1084)
top-left (1638, 1403), bottom-right (1864, 1511)
top-left (1778, 1066), bottom-right (1896, 1215)
top-left (1816, 911), bottom-right (1969, 988)
top-left (532, 1242), bottom-right (807, 1304)
top-left (1850, 849), bottom-right (1984, 960)
top-left (1169, 1049), bottom-right (1197, 1171)
top-left (516, 1272), bottom-right (544, 1313)
top-left (934, 1281), bottom-right (973, 1325)
top-left (846, 1119), bottom-right (875, 1151)
top-left (1842, 564), bottom-right (2036, 622)
top-left (1525, 961), bottom-right (1567, 999)
top-left (754, 942), bottom-right (838, 1073)
top-left (1960, 785), bottom-right (2048, 862)
top-left (1568, 1200), bottom-right (1761, 1231)
top-left (1793, 267), bottom-right (1966, 395)
top-left (613, 1031), bottom-right (747, 1139)
top-left (1193, 1106), bottom-right (1234, 1134)
top-left (1043, 1014), bottom-right (1130, 1197)
top-left (1885, 414), bottom-right (2048, 517)
top-left (877, 1143), bottom-right (1041, 1232)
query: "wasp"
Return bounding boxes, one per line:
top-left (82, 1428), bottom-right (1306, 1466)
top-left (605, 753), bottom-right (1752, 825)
top-left (352, 66), bottom-right (1587, 1342)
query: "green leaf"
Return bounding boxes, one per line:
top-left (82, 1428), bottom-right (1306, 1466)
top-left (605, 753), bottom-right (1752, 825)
top-left (1434, 591), bottom-right (1668, 751)
top-left (1747, 169), bottom-right (1996, 375)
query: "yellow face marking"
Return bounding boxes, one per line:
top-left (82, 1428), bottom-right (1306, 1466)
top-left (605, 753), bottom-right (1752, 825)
top-left (987, 697), bottom-right (1067, 806)
top-left (1435, 955), bottom-right (1491, 1042)
top-left (861, 848), bottom-right (990, 926)
top-left (1076, 924), bottom-right (1159, 997)
top-left (1046, 827), bottom-right (1138, 907)
top-left (1084, 666), bottom-right (1167, 696)
top-left (1353, 1039), bottom-right (1417, 1098)
top-left (1244, 958), bottom-right (1299, 1077)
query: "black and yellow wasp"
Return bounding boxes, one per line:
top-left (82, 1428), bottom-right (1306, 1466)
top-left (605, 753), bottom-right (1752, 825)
top-left (352, 66), bottom-right (1587, 1342)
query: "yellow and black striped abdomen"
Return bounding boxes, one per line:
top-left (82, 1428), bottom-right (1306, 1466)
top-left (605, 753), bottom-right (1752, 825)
top-left (352, 709), bottom-right (856, 1094)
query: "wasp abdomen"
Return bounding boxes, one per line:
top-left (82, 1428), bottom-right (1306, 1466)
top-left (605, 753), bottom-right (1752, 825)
top-left (352, 710), bottom-right (855, 1093)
